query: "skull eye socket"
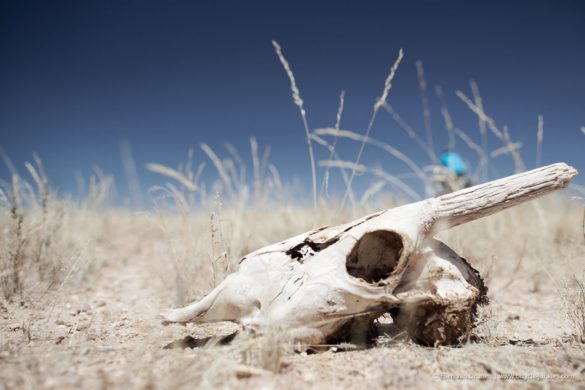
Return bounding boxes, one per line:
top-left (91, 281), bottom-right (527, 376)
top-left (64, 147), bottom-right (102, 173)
top-left (346, 230), bottom-right (403, 283)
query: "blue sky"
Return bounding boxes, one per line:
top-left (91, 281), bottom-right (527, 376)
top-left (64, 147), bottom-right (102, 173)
top-left (1, 1), bottom-right (584, 205)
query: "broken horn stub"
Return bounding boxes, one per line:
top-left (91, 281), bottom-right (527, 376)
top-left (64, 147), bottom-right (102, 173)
top-left (159, 163), bottom-right (577, 348)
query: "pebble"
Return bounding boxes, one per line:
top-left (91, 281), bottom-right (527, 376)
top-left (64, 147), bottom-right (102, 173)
top-left (86, 333), bottom-right (97, 341)
top-left (56, 319), bottom-right (73, 327)
top-left (55, 325), bottom-right (70, 338)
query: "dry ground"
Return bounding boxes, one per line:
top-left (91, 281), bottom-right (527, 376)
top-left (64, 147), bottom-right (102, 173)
top-left (1, 197), bottom-right (584, 389)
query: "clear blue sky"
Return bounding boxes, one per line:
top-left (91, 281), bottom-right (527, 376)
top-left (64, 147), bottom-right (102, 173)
top-left (1, 1), bottom-right (584, 204)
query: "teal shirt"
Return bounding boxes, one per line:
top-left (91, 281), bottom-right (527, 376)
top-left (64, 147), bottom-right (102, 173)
top-left (440, 151), bottom-right (466, 175)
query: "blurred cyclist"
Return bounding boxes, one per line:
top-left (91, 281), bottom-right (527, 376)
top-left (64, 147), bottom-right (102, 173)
top-left (434, 149), bottom-right (472, 194)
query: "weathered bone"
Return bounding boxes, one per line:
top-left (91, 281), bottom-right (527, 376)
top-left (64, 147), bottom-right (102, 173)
top-left (160, 163), bottom-right (577, 346)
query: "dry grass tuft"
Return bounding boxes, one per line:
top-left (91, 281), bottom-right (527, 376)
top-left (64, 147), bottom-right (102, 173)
top-left (272, 40), bottom-right (317, 211)
top-left (559, 274), bottom-right (585, 343)
top-left (234, 326), bottom-right (294, 373)
top-left (343, 48), bottom-right (404, 209)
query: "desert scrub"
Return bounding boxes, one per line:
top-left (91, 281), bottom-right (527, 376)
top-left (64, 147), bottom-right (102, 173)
top-left (147, 144), bottom-right (301, 305)
top-left (472, 305), bottom-right (502, 345)
top-left (0, 156), bottom-right (113, 300)
top-left (559, 274), bottom-right (585, 343)
top-left (0, 181), bottom-right (25, 298)
top-left (234, 326), bottom-right (294, 373)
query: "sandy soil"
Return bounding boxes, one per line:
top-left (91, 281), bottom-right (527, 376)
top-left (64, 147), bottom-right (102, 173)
top-left (0, 203), bottom-right (585, 389)
top-left (1, 251), bottom-right (583, 389)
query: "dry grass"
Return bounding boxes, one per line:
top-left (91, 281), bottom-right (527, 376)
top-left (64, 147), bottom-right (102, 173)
top-left (559, 274), bottom-right (585, 343)
top-left (0, 192), bottom-right (584, 388)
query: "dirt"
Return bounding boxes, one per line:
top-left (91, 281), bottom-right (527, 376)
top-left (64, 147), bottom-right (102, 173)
top-left (1, 253), bottom-right (583, 389)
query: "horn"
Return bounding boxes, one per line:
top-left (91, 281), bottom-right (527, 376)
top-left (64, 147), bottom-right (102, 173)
top-left (428, 163), bottom-right (577, 234)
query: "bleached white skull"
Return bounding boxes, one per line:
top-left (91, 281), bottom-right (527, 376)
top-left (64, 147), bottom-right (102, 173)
top-left (160, 163), bottom-right (577, 346)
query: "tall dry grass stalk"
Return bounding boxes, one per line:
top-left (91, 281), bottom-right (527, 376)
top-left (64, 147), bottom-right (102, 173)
top-left (435, 85), bottom-right (455, 151)
top-left (250, 138), bottom-right (272, 199)
top-left (536, 115), bottom-right (544, 167)
top-left (86, 167), bottom-right (115, 210)
top-left (119, 140), bottom-right (144, 208)
top-left (490, 141), bottom-right (523, 159)
top-left (342, 48), bottom-right (404, 209)
top-left (360, 180), bottom-right (386, 206)
top-left (319, 159), bottom-right (420, 201)
top-left (250, 137), bottom-right (261, 196)
top-left (0, 147), bottom-right (18, 178)
top-left (201, 143), bottom-right (235, 198)
top-left (146, 163), bottom-right (198, 192)
top-left (502, 125), bottom-right (525, 173)
top-left (470, 80), bottom-right (488, 180)
top-left (457, 89), bottom-right (526, 174)
top-left (383, 103), bottom-right (436, 163)
top-left (415, 60), bottom-right (436, 162)
top-left (272, 40), bottom-right (317, 211)
top-left (314, 127), bottom-right (428, 191)
top-left (321, 90), bottom-right (346, 198)
top-left (310, 134), bottom-right (356, 208)
top-left (456, 90), bottom-right (504, 141)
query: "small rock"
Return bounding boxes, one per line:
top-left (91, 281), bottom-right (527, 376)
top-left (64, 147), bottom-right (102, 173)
top-left (85, 333), bottom-right (94, 341)
top-left (8, 323), bottom-right (21, 331)
top-left (55, 325), bottom-right (70, 339)
top-left (96, 300), bottom-right (106, 307)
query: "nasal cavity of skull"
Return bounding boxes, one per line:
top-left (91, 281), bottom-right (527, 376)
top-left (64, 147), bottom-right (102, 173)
top-left (346, 230), bottom-right (403, 283)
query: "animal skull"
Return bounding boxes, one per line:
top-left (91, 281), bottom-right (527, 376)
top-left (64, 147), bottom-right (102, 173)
top-left (160, 163), bottom-right (577, 346)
